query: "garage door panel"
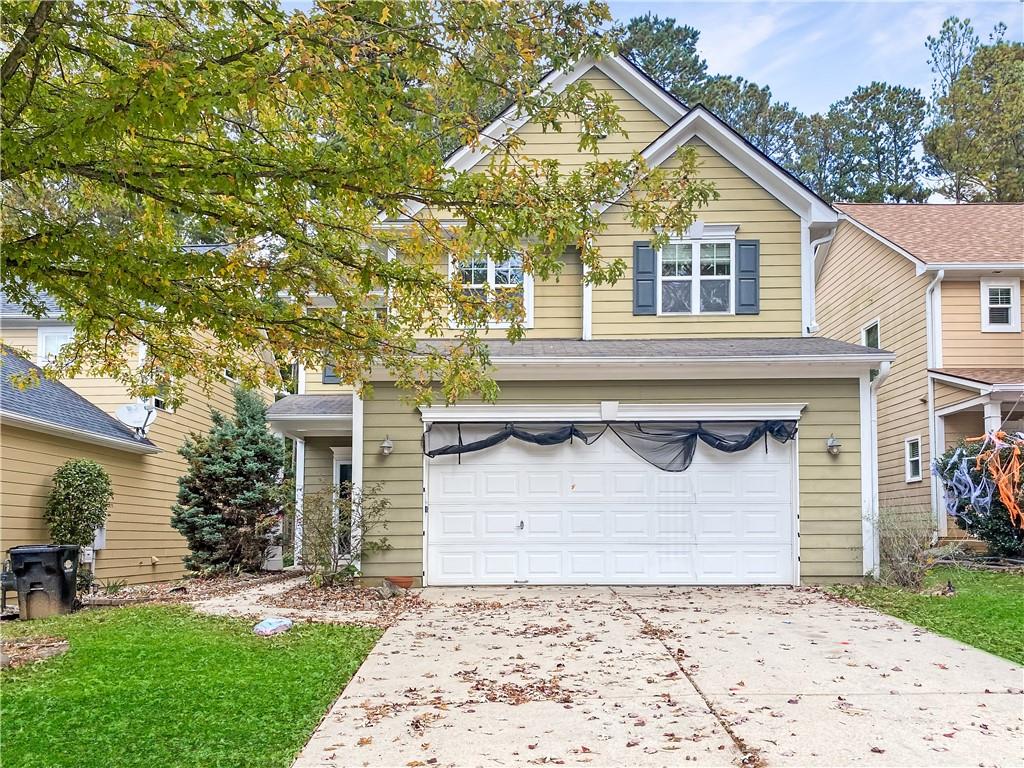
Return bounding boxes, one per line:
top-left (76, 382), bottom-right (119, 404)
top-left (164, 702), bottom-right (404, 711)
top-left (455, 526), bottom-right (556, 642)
top-left (427, 429), bottom-right (796, 585)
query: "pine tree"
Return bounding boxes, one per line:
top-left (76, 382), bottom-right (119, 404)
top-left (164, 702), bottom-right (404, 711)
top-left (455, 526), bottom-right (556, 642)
top-left (171, 388), bottom-right (287, 572)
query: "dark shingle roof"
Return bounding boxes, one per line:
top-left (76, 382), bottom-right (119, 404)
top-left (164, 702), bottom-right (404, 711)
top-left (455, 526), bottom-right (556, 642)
top-left (0, 291), bottom-right (62, 319)
top-left (416, 337), bottom-right (892, 360)
top-left (0, 349), bottom-right (158, 451)
top-left (267, 394), bottom-right (352, 418)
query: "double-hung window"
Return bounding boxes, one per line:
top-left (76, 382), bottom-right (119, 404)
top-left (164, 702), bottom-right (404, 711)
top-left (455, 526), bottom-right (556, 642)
top-left (980, 278), bottom-right (1021, 332)
top-left (658, 240), bottom-right (734, 315)
top-left (905, 437), bottom-right (922, 483)
top-left (862, 319), bottom-right (880, 381)
top-left (37, 326), bottom-right (74, 364)
top-left (452, 254), bottom-right (533, 328)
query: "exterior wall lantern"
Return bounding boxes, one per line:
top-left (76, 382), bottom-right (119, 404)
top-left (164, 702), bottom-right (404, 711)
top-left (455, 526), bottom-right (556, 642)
top-left (825, 434), bottom-right (842, 456)
top-left (380, 436), bottom-right (394, 457)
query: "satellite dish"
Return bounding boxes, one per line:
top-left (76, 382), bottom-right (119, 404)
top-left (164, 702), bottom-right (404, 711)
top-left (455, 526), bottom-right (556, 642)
top-left (115, 402), bottom-right (157, 436)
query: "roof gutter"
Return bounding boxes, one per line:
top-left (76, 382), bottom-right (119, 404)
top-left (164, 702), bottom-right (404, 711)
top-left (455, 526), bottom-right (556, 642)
top-left (0, 412), bottom-right (161, 454)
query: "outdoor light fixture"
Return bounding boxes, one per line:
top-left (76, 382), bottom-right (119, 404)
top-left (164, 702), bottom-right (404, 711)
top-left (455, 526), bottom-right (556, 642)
top-left (825, 434), bottom-right (842, 456)
top-left (380, 436), bottom-right (394, 456)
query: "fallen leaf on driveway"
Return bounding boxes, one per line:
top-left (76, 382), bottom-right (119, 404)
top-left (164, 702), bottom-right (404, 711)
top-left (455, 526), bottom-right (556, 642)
top-left (626, 740), bottom-right (640, 747)
top-left (357, 737), bottom-right (373, 746)
top-left (870, 747), bottom-right (885, 754)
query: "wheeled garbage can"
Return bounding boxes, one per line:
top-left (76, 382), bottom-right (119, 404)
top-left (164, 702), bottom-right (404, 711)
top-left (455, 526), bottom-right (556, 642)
top-left (7, 545), bottom-right (80, 619)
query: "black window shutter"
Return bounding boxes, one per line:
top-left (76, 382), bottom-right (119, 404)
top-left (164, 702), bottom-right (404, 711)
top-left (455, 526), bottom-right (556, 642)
top-left (322, 364), bottom-right (340, 384)
top-left (735, 240), bottom-right (760, 315)
top-left (633, 241), bottom-right (657, 315)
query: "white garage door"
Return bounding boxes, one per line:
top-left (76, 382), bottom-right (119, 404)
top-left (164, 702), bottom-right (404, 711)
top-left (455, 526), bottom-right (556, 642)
top-left (425, 427), bottom-right (797, 586)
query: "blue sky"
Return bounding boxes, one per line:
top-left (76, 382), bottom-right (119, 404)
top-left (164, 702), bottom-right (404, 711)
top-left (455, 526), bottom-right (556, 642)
top-left (607, 1), bottom-right (1023, 113)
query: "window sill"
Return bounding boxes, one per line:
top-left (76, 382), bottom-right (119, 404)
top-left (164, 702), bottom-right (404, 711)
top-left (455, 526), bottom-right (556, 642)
top-left (980, 326), bottom-right (1021, 334)
top-left (905, 478), bottom-right (923, 484)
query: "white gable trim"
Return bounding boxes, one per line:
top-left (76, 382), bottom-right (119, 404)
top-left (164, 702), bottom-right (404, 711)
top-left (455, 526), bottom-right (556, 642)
top-left (599, 108), bottom-right (836, 225)
top-left (402, 55), bottom-right (686, 219)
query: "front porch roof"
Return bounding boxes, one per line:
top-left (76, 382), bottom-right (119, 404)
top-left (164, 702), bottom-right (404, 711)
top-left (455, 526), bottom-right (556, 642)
top-left (930, 368), bottom-right (1024, 391)
top-left (267, 394), bottom-right (352, 438)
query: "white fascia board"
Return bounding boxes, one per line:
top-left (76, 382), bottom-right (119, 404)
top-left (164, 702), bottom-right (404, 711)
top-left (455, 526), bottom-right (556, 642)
top-left (0, 412), bottom-right (161, 454)
top-left (921, 262), bottom-right (1024, 276)
top-left (601, 109), bottom-right (836, 225)
top-left (420, 402), bottom-right (808, 423)
top-left (927, 371), bottom-right (992, 393)
top-left (403, 56), bottom-right (686, 219)
top-left (934, 394), bottom-right (989, 418)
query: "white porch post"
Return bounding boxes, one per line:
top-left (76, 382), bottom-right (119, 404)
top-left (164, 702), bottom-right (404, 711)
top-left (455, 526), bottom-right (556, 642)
top-left (294, 437), bottom-right (305, 565)
top-left (984, 399), bottom-right (1002, 434)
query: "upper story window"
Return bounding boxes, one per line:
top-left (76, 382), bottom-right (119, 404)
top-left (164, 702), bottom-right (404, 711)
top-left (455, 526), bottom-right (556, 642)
top-left (861, 319), bottom-right (880, 381)
top-left (980, 278), bottom-right (1021, 333)
top-left (658, 241), bottom-right (734, 315)
top-left (451, 254), bottom-right (534, 328)
top-left (37, 326), bottom-right (73, 363)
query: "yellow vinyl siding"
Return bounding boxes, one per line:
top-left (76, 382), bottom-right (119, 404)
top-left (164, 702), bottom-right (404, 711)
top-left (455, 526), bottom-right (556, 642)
top-left (591, 140), bottom-right (803, 338)
top-left (301, 437), bottom-right (352, 495)
top-left (941, 279), bottom-right (1024, 367)
top-left (815, 221), bottom-right (933, 511)
top-left (1, 426), bottom-right (188, 584)
top-left (933, 380), bottom-right (980, 411)
top-left (303, 365), bottom-right (354, 395)
top-left (943, 410), bottom-right (983, 448)
top-left (1, 326), bottom-right (275, 583)
top-left (361, 378), bottom-right (864, 585)
top-left (472, 69), bottom-right (670, 172)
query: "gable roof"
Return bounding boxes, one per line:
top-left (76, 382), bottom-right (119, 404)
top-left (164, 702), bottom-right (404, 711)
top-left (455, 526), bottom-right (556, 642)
top-left (835, 203), bottom-right (1024, 266)
top-left (0, 290), bottom-right (62, 319)
top-left (0, 348), bottom-right (159, 453)
top-left (601, 104), bottom-right (836, 224)
top-left (402, 54), bottom-right (687, 219)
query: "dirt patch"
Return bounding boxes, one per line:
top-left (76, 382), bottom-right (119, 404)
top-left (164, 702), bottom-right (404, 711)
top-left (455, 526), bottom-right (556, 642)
top-left (266, 583), bottom-right (430, 627)
top-left (83, 572), bottom-right (296, 606)
top-left (1, 636), bottom-right (70, 669)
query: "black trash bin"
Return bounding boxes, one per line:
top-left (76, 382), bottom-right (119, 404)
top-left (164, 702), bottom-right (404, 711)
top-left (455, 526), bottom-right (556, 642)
top-left (8, 545), bottom-right (80, 620)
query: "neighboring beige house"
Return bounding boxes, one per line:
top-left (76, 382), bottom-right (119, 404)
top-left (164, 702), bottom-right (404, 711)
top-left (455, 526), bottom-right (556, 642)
top-left (268, 54), bottom-right (892, 587)
top-left (815, 203), bottom-right (1024, 540)
top-left (1, 293), bottom-right (272, 584)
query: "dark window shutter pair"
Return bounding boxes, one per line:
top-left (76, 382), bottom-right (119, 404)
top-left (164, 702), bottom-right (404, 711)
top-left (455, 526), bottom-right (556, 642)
top-left (322, 364), bottom-right (340, 384)
top-left (633, 239), bottom-right (760, 315)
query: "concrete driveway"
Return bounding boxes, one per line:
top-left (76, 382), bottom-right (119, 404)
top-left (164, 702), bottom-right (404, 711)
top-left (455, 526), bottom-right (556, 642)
top-left (294, 586), bottom-right (1023, 768)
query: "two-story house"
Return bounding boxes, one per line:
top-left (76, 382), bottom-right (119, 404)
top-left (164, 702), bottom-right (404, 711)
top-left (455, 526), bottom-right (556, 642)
top-left (815, 203), bottom-right (1024, 542)
top-left (267, 54), bottom-right (892, 587)
top-left (1, 291), bottom-right (276, 584)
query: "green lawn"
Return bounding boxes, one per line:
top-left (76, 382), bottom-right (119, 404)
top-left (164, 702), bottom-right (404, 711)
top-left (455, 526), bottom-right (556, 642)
top-left (832, 566), bottom-right (1024, 664)
top-left (1, 606), bottom-right (379, 768)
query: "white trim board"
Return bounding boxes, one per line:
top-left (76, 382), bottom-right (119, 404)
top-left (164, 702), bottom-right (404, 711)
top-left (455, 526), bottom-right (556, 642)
top-left (600, 107), bottom-right (836, 224)
top-left (420, 402), bottom-right (808, 423)
top-left (0, 412), bottom-right (160, 454)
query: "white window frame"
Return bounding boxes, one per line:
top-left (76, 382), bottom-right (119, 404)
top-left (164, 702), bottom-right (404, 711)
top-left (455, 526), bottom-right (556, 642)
top-left (980, 278), bottom-right (1021, 333)
top-left (138, 343), bottom-right (175, 413)
top-left (860, 317), bottom-right (881, 349)
top-left (656, 239), bottom-right (735, 316)
top-left (36, 326), bottom-right (74, 364)
top-left (904, 436), bottom-right (923, 483)
top-left (448, 254), bottom-right (534, 329)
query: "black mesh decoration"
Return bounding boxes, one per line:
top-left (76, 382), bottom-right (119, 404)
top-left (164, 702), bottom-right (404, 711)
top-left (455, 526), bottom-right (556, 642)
top-left (423, 420), bottom-right (797, 472)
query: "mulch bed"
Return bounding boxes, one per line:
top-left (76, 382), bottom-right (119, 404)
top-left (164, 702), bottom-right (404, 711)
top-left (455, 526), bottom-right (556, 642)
top-left (266, 583), bottom-right (430, 627)
top-left (1, 636), bottom-right (70, 669)
top-left (82, 571), bottom-right (297, 606)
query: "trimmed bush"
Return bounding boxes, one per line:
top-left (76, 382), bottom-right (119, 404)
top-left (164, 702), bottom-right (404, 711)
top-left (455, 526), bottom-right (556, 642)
top-left (44, 459), bottom-right (112, 546)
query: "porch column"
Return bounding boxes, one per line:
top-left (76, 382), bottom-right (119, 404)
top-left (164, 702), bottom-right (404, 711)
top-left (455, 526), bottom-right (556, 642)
top-left (294, 437), bottom-right (305, 565)
top-left (984, 400), bottom-right (1002, 434)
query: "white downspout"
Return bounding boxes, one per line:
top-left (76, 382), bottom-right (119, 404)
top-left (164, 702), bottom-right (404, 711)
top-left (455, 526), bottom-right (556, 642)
top-left (806, 225), bottom-right (838, 335)
top-left (867, 360), bottom-right (892, 577)
top-left (925, 270), bottom-right (945, 536)
top-left (293, 437), bottom-right (305, 565)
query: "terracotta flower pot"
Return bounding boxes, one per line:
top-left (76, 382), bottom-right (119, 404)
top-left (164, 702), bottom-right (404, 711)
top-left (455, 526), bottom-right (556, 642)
top-left (385, 576), bottom-right (414, 590)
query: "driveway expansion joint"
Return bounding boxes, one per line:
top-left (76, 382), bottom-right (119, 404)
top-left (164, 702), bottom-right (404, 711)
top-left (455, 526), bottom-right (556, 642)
top-left (610, 586), bottom-right (766, 768)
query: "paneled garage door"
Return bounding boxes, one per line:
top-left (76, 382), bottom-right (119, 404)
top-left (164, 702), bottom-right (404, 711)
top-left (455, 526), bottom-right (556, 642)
top-left (425, 427), bottom-right (797, 585)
